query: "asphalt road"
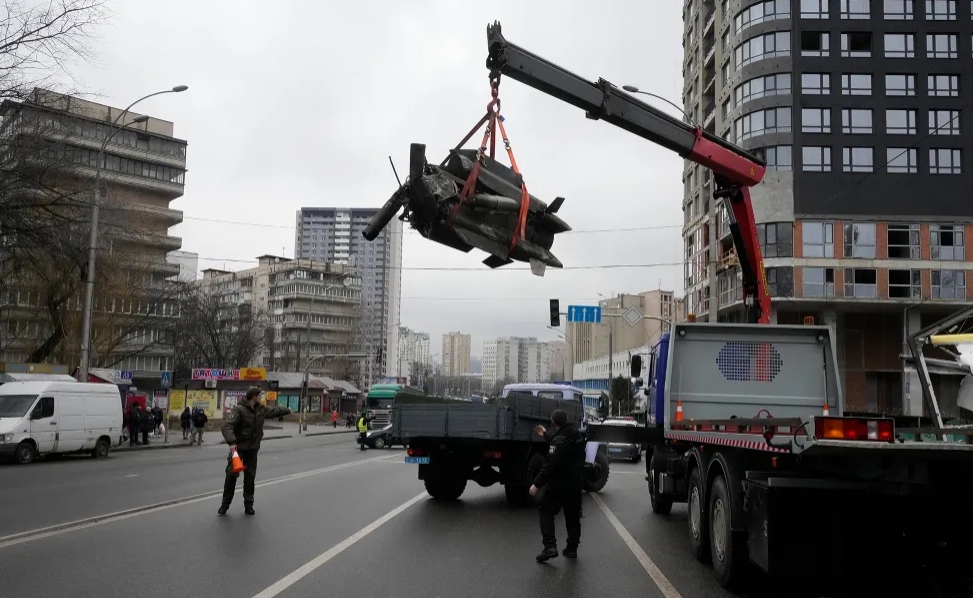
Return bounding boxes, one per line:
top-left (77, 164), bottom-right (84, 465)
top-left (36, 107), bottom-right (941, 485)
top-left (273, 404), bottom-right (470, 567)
top-left (0, 439), bottom-right (786, 598)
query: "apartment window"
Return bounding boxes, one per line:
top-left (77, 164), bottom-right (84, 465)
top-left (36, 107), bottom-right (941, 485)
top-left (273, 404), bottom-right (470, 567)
top-left (844, 222), bottom-right (877, 258)
top-left (803, 267), bottom-right (836, 297)
top-left (722, 31), bottom-right (730, 50)
top-left (758, 222), bottom-right (794, 257)
top-left (929, 110), bottom-right (960, 135)
top-left (722, 61), bottom-right (731, 85)
top-left (929, 148), bottom-right (962, 174)
top-left (885, 73), bottom-right (916, 95)
top-left (735, 107), bottom-right (792, 140)
top-left (766, 267), bottom-right (795, 297)
top-left (736, 0), bottom-right (790, 32)
top-left (926, 0), bottom-right (957, 19)
top-left (887, 224), bottom-right (920, 258)
top-left (841, 32), bottom-right (873, 56)
top-left (927, 34), bottom-right (957, 58)
top-left (802, 146), bottom-right (832, 171)
top-left (931, 224), bottom-right (965, 259)
top-left (884, 33), bottom-right (915, 57)
top-left (842, 108), bottom-right (873, 133)
top-left (722, 98), bottom-right (731, 120)
top-left (735, 73), bottom-right (792, 104)
top-left (887, 148), bottom-right (919, 173)
top-left (883, 0), bottom-right (914, 17)
top-left (843, 147), bottom-right (874, 172)
top-left (801, 73), bottom-right (831, 94)
top-left (932, 270), bottom-right (966, 299)
top-left (735, 32), bottom-right (790, 69)
top-left (840, 73), bottom-right (871, 95)
top-left (802, 0), bottom-right (830, 17)
top-left (886, 109), bottom-right (917, 134)
top-left (928, 75), bottom-right (959, 97)
top-left (845, 269), bottom-right (878, 298)
top-left (763, 145), bottom-right (794, 170)
top-left (801, 31), bottom-right (831, 56)
top-left (888, 269), bottom-right (921, 298)
top-left (802, 107), bottom-right (832, 133)
top-left (841, 0), bottom-right (871, 16)
top-left (803, 222), bottom-right (835, 257)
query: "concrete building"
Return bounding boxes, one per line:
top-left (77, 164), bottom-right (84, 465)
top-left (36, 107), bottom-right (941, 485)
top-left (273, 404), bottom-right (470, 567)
top-left (167, 250), bottom-right (199, 283)
top-left (200, 256), bottom-right (363, 381)
top-left (294, 207), bottom-right (403, 385)
top-left (397, 326), bottom-right (431, 380)
top-left (0, 88), bottom-right (186, 377)
top-left (482, 337), bottom-right (551, 388)
top-left (442, 331), bottom-right (472, 377)
top-left (547, 340), bottom-right (569, 381)
top-left (681, 0), bottom-right (973, 415)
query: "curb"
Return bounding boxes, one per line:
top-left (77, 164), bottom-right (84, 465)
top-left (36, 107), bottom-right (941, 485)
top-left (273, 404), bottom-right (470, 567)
top-left (114, 435), bottom-right (295, 452)
top-left (303, 430), bottom-right (358, 437)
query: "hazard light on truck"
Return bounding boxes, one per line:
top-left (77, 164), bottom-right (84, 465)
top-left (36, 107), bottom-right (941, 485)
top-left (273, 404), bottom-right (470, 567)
top-left (814, 417), bottom-right (894, 442)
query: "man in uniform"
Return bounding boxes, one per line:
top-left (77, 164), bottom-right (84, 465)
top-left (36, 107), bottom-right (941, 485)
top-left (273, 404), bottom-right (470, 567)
top-left (530, 408), bottom-right (585, 562)
top-left (218, 387), bottom-right (292, 516)
top-left (356, 411), bottom-right (372, 451)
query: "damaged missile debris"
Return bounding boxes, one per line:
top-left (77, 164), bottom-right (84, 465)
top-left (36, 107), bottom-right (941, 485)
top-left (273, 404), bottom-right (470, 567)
top-left (362, 82), bottom-right (570, 276)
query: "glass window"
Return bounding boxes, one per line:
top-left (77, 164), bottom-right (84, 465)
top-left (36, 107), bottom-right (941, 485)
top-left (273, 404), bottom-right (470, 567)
top-left (886, 73), bottom-right (916, 96)
top-left (735, 73), bottom-right (792, 104)
top-left (928, 74), bottom-right (959, 97)
top-left (735, 32), bottom-right (791, 69)
top-left (927, 34), bottom-right (958, 58)
top-left (802, 107), bottom-right (832, 133)
top-left (735, 107), bottom-right (792, 140)
top-left (845, 268), bottom-right (878, 298)
top-left (841, 32), bottom-right (873, 56)
top-left (803, 267), bottom-right (836, 297)
top-left (840, 73), bottom-right (871, 95)
top-left (842, 147), bottom-right (874, 172)
top-left (932, 270), bottom-right (966, 299)
top-left (763, 145), bottom-right (793, 170)
top-left (766, 267), bottom-right (794, 297)
top-left (844, 223), bottom-right (877, 258)
top-left (758, 222), bottom-right (794, 257)
top-left (929, 110), bottom-right (960, 135)
top-left (929, 148), bottom-right (962, 174)
top-left (931, 224), bottom-right (965, 259)
top-left (803, 222), bottom-right (835, 257)
top-left (801, 73), bottom-right (831, 94)
top-left (801, 31), bottom-right (830, 56)
top-left (842, 108), bottom-right (873, 133)
top-left (926, 0), bottom-right (957, 19)
top-left (887, 224), bottom-right (920, 258)
top-left (883, 0), bottom-right (914, 18)
top-left (801, 0), bottom-right (830, 17)
top-left (884, 33), bottom-right (915, 57)
top-left (802, 146), bottom-right (833, 171)
top-left (735, 0), bottom-right (791, 32)
top-left (888, 269), bottom-right (921, 298)
top-left (886, 109), bottom-right (917, 134)
top-left (840, 0), bottom-right (871, 16)
top-left (887, 148), bottom-right (919, 173)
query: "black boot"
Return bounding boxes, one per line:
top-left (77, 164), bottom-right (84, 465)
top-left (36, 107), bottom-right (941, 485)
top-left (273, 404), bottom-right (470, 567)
top-left (244, 504), bottom-right (255, 516)
top-left (217, 505), bottom-right (229, 516)
top-left (562, 546), bottom-right (578, 558)
top-left (535, 546), bottom-right (558, 563)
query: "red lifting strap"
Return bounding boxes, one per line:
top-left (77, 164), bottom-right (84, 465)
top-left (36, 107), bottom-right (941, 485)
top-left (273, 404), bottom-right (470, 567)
top-left (448, 81), bottom-right (531, 253)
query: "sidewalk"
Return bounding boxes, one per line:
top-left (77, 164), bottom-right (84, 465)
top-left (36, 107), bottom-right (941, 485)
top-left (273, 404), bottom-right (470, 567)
top-left (114, 424), bottom-right (355, 453)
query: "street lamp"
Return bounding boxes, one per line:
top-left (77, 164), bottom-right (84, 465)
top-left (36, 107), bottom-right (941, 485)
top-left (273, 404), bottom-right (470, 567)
top-left (620, 85), bottom-right (697, 127)
top-left (78, 85), bottom-right (189, 382)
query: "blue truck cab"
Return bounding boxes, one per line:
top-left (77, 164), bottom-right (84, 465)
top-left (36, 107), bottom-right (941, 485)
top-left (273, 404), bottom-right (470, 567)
top-left (646, 332), bottom-right (671, 427)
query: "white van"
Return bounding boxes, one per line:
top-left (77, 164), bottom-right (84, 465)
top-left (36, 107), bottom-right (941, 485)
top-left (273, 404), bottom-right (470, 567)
top-left (0, 381), bottom-right (124, 464)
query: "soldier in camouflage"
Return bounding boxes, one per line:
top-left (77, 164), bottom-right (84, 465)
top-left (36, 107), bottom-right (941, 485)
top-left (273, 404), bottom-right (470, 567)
top-left (218, 386), bottom-right (292, 516)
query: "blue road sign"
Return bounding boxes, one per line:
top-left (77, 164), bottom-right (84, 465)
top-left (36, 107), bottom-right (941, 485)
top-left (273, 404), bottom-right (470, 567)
top-left (160, 371), bottom-right (172, 389)
top-left (566, 305), bottom-right (602, 324)
top-left (118, 370), bottom-right (133, 381)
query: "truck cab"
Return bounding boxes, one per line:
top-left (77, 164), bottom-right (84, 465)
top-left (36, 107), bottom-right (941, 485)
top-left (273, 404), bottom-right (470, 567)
top-left (364, 383), bottom-right (405, 429)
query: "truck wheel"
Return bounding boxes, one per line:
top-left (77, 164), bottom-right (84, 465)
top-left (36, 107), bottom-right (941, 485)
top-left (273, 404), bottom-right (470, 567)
top-left (424, 477), bottom-right (467, 501)
top-left (504, 453), bottom-right (546, 507)
top-left (374, 436), bottom-right (387, 449)
top-left (687, 467), bottom-right (709, 561)
top-left (709, 475), bottom-right (748, 589)
top-left (583, 451), bottom-right (610, 493)
top-left (91, 439), bottom-right (110, 459)
top-left (15, 441), bottom-right (35, 465)
top-left (647, 453), bottom-right (673, 515)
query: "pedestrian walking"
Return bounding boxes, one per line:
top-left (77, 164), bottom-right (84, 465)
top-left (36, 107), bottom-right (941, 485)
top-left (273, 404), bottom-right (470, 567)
top-left (530, 409), bottom-right (585, 562)
top-left (151, 404), bottom-right (164, 437)
top-left (357, 412), bottom-right (371, 451)
top-left (190, 408), bottom-right (208, 446)
top-left (331, 410), bottom-right (338, 428)
top-left (139, 406), bottom-right (154, 445)
top-left (218, 387), bottom-right (292, 516)
top-left (180, 407), bottom-right (191, 440)
top-left (127, 404), bottom-right (141, 446)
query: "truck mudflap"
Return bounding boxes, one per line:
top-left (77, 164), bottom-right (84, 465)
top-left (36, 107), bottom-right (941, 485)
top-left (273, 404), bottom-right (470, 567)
top-left (586, 423), bottom-right (663, 446)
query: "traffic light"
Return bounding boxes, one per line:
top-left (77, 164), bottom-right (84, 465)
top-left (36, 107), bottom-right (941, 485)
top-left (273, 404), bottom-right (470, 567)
top-left (630, 354), bottom-right (642, 378)
top-left (549, 299), bottom-right (560, 327)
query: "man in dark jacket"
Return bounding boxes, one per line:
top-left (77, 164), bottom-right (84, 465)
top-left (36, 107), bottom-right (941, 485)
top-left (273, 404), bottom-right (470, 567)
top-left (127, 404), bottom-right (141, 446)
top-left (530, 409), bottom-right (585, 562)
top-left (218, 387), bottom-right (291, 516)
top-left (139, 406), bottom-right (155, 445)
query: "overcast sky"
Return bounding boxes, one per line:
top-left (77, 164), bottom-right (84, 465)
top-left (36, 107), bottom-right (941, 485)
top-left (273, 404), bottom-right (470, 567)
top-left (73, 0), bottom-right (685, 358)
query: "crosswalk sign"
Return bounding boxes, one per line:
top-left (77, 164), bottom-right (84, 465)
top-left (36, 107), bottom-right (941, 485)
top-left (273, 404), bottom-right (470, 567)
top-left (160, 371), bottom-right (171, 389)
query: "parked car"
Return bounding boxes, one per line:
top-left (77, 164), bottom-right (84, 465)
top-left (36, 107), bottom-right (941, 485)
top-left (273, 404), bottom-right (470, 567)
top-left (601, 418), bottom-right (642, 462)
top-left (363, 424), bottom-right (406, 449)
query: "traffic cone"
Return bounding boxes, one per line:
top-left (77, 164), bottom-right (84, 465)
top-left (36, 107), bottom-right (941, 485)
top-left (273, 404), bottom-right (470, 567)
top-left (822, 403), bottom-right (830, 417)
top-left (230, 449), bottom-right (246, 473)
top-left (675, 400), bottom-right (684, 422)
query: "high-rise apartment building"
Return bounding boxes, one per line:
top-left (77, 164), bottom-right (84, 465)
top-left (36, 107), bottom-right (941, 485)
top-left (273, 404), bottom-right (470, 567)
top-left (397, 326), bottom-right (431, 379)
top-left (482, 337), bottom-right (551, 388)
top-left (294, 208), bottom-right (403, 385)
top-left (441, 331), bottom-right (471, 377)
top-left (682, 0), bottom-right (973, 415)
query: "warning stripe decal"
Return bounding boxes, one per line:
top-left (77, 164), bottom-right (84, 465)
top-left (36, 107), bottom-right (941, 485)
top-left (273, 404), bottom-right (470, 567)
top-left (665, 431), bottom-right (790, 453)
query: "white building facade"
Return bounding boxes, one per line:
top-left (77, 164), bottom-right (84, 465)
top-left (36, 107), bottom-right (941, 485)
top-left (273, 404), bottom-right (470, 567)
top-left (482, 337), bottom-right (551, 388)
top-left (397, 327), bottom-right (431, 378)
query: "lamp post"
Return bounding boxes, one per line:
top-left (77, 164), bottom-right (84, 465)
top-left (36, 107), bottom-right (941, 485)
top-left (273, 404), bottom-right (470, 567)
top-left (78, 85), bottom-right (189, 382)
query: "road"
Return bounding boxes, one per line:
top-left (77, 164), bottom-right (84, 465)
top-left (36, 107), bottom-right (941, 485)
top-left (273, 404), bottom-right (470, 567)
top-left (0, 435), bottom-right (780, 598)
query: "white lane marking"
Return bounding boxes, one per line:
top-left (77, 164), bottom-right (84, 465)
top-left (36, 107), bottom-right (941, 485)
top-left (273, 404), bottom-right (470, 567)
top-left (251, 492), bottom-right (426, 598)
top-left (591, 492), bottom-right (685, 598)
top-left (125, 474), bottom-right (139, 478)
top-left (0, 453), bottom-right (398, 550)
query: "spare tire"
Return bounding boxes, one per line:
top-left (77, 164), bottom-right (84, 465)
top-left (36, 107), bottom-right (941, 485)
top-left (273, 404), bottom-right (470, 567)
top-left (583, 451), bottom-right (610, 493)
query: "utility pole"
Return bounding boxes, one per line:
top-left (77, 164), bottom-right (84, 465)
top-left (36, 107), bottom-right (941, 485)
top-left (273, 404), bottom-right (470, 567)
top-left (608, 320), bottom-right (614, 416)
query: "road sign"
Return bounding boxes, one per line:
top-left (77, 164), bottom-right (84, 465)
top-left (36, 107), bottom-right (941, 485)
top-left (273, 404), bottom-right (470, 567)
top-left (117, 370), bottom-right (133, 381)
top-left (566, 305), bottom-right (602, 324)
top-left (622, 307), bottom-right (643, 328)
top-left (160, 371), bottom-right (172, 389)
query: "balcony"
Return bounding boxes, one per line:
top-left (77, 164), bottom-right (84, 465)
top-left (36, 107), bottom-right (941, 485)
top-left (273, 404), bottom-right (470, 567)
top-left (114, 228), bottom-right (182, 251)
top-left (72, 163), bottom-right (185, 199)
top-left (102, 199), bottom-right (183, 226)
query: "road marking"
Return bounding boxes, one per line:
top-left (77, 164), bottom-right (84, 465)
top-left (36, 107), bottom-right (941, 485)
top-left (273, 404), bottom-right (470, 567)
top-left (0, 453), bottom-right (398, 550)
top-left (251, 492), bottom-right (426, 598)
top-left (125, 474), bottom-right (139, 478)
top-left (591, 492), bottom-right (684, 598)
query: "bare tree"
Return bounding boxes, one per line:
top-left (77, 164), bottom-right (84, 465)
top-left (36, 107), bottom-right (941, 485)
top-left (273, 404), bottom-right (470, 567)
top-left (172, 287), bottom-right (266, 378)
top-left (409, 360), bottom-right (424, 387)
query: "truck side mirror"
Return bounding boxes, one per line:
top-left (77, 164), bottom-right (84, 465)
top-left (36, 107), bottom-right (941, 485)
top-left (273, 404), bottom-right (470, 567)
top-left (630, 355), bottom-right (642, 378)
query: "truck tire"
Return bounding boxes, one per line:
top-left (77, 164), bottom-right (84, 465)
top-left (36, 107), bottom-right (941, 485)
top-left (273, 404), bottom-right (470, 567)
top-left (647, 453), bottom-right (673, 515)
top-left (91, 439), bottom-right (110, 459)
top-left (687, 467), bottom-right (709, 561)
top-left (708, 475), bottom-right (748, 589)
top-left (583, 451), bottom-right (610, 493)
top-left (424, 476), bottom-right (467, 501)
top-left (504, 453), bottom-right (546, 507)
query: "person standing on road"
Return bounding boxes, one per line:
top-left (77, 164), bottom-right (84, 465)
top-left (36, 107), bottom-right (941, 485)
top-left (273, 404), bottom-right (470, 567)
top-left (151, 403), bottom-right (164, 436)
top-left (190, 407), bottom-right (208, 446)
top-left (139, 406), bottom-right (154, 445)
top-left (218, 387), bottom-right (292, 516)
top-left (180, 407), bottom-right (191, 440)
top-left (356, 412), bottom-right (371, 451)
top-left (530, 409), bottom-right (585, 562)
top-left (331, 409), bottom-right (338, 428)
top-left (127, 404), bottom-right (141, 446)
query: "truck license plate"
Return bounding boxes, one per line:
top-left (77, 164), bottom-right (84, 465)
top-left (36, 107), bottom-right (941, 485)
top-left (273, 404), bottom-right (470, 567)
top-left (405, 456), bottom-right (430, 464)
